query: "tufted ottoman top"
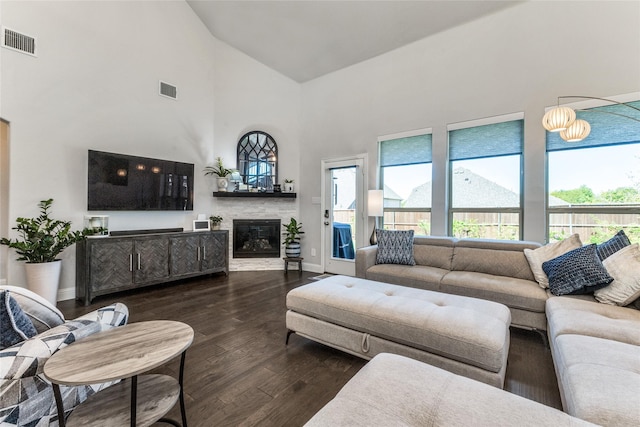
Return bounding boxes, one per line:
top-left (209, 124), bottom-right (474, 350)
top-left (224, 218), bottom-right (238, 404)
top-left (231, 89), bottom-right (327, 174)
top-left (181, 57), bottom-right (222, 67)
top-left (287, 275), bottom-right (511, 373)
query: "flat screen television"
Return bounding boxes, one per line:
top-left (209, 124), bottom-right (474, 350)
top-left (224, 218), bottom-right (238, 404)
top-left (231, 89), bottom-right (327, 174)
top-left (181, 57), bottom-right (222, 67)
top-left (88, 150), bottom-right (194, 211)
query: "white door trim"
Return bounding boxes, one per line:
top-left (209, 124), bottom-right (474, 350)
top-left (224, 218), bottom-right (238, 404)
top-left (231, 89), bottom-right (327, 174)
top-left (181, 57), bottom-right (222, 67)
top-left (321, 154), bottom-right (368, 275)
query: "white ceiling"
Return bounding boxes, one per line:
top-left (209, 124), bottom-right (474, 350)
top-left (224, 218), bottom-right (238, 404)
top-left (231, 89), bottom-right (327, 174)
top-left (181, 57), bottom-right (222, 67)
top-left (187, 0), bottom-right (522, 83)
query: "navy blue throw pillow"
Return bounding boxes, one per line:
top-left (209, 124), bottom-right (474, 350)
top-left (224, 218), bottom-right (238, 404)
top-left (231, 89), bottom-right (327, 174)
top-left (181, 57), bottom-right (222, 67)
top-left (596, 230), bottom-right (631, 261)
top-left (375, 229), bottom-right (416, 266)
top-left (0, 291), bottom-right (38, 350)
top-left (543, 244), bottom-right (613, 296)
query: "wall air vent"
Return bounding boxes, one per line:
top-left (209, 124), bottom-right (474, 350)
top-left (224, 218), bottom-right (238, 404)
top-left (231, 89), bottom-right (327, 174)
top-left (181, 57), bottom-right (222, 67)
top-left (159, 81), bottom-right (177, 100)
top-left (1, 27), bottom-right (36, 56)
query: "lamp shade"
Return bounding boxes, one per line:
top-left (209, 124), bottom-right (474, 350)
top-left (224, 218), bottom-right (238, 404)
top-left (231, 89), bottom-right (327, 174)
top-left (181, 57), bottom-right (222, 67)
top-left (542, 106), bottom-right (576, 132)
top-left (560, 119), bottom-right (591, 142)
top-left (368, 189), bottom-right (384, 217)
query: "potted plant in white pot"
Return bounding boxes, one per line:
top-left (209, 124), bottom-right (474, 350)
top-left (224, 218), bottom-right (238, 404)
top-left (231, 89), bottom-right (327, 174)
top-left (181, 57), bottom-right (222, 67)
top-left (204, 157), bottom-right (233, 192)
top-left (0, 199), bottom-right (91, 304)
top-left (209, 215), bottom-right (223, 230)
top-left (283, 217), bottom-right (304, 258)
top-left (283, 179), bottom-right (295, 193)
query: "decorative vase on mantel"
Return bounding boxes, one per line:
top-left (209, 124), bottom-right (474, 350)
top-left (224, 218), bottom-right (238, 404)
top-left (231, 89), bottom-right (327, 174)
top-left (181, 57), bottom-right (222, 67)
top-left (216, 177), bottom-right (229, 192)
top-left (24, 260), bottom-right (62, 305)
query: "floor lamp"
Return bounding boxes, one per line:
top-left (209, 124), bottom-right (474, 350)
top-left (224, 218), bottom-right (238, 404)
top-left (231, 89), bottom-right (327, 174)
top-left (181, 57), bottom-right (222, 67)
top-left (368, 189), bottom-right (384, 245)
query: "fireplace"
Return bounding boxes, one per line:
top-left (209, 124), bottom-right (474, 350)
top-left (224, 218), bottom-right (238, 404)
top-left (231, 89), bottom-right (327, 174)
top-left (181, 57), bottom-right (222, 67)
top-left (233, 219), bottom-right (281, 258)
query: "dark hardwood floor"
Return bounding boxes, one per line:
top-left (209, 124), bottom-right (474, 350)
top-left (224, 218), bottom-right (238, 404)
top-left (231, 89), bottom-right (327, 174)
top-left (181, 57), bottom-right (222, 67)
top-left (58, 271), bottom-right (562, 426)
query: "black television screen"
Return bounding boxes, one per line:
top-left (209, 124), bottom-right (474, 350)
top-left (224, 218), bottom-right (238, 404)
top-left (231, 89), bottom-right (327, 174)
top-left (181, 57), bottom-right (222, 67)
top-left (88, 150), bottom-right (194, 211)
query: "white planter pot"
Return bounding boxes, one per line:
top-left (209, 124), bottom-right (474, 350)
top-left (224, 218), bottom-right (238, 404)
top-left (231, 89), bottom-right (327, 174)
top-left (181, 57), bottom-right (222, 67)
top-left (283, 183), bottom-right (294, 193)
top-left (217, 177), bottom-right (229, 192)
top-left (285, 243), bottom-right (301, 258)
top-left (24, 260), bottom-right (62, 305)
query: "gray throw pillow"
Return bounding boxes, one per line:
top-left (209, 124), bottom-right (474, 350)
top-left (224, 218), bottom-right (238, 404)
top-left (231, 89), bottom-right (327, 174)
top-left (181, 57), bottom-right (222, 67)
top-left (375, 229), bottom-right (416, 266)
top-left (596, 229), bottom-right (631, 261)
top-left (0, 291), bottom-right (38, 350)
top-left (543, 244), bottom-right (613, 296)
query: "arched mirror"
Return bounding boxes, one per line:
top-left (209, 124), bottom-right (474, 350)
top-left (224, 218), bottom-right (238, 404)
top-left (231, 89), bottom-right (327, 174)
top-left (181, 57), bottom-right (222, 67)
top-left (237, 131), bottom-right (278, 190)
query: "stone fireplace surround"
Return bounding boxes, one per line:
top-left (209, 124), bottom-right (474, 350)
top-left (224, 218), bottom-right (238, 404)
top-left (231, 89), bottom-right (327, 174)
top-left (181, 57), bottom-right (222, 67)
top-left (214, 198), bottom-right (297, 271)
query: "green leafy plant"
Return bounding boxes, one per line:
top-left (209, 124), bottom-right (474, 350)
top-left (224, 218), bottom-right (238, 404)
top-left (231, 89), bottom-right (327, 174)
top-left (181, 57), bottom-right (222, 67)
top-left (204, 157), bottom-right (233, 177)
top-left (0, 199), bottom-right (92, 263)
top-left (284, 178), bottom-right (294, 184)
top-left (282, 217), bottom-right (304, 245)
top-left (209, 215), bottom-right (223, 225)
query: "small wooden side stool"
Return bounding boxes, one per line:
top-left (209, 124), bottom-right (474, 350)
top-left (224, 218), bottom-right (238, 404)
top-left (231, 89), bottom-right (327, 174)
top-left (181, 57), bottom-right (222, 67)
top-left (283, 257), bottom-right (303, 274)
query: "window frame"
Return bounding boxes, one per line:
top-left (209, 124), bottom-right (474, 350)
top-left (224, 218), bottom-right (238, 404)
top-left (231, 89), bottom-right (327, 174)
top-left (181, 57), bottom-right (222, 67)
top-left (447, 113), bottom-right (525, 240)
top-left (377, 128), bottom-right (433, 235)
top-left (545, 94), bottom-right (640, 243)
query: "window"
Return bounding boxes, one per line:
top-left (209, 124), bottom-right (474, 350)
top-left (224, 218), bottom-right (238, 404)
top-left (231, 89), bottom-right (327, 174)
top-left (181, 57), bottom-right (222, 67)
top-left (378, 130), bottom-right (432, 235)
top-left (448, 115), bottom-right (524, 240)
top-left (547, 99), bottom-right (640, 244)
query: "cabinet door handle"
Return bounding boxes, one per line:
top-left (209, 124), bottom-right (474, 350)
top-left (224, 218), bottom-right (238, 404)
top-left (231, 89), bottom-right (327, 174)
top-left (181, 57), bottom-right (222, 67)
top-left (202, 246), bottom-right (206, 260)
top-left (129, 254), bottom-right (133, 272)
top-left (137, 253), bottom-right (141, 270)
top-left (197, 246), bottom-right (201, 261)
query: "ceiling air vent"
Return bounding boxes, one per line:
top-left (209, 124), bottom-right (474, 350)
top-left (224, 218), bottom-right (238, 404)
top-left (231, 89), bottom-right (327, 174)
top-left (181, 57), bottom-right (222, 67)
top-left (2, 27), bottom-right (36, 56)
top-left (159, 81), bottom-right (177, 100)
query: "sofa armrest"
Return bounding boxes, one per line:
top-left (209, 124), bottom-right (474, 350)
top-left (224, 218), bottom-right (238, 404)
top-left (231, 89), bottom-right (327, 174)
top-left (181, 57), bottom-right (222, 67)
top-left (356, 245), bottom-right (378, 278)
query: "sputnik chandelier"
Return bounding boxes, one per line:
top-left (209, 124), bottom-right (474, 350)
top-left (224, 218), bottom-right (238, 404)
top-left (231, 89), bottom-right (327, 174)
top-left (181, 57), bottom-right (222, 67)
top-left (542, 96), bottom-right (640, 142)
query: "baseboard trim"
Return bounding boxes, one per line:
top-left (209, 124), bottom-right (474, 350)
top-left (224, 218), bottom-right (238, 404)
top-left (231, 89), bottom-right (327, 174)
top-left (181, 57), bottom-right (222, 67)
top-left (302, 262), bottom-right (323, 274)
top-left (57, 287), bottom-right (75, 302)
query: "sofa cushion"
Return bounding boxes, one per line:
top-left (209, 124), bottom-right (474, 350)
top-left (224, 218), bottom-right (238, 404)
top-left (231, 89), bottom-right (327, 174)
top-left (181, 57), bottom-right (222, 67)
top-left (551, 334), bottom-right (640, 426)
top-left (543, 244), bottom-right (613, 296)
top-left (375, 229), bottom-right (415, 265)
top-left (452, 238), bottom-right (539, 281)
top-left (596, 229), bottom-right (631, 261)
top-left (0, 291), bottom-right (38, 350)
top-left (440, 271), bottom-right (548, 313)
top-left (546, 297), bottom-right (640, 346)
top-left (412, 236), bottom-right (456, 269)
top-left (365, 264), bottom-right (446, 292)
top-left (305, 353), bottom-right (596, 427)
top-left (594, 244), bottom-right (640, 306)
top-left (0, 285), bottom-right (65, 333)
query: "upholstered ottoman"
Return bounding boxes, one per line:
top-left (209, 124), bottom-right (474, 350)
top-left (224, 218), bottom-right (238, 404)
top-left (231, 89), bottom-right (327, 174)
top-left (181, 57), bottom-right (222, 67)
top-left (286, 275), bottom-right (511, 388)
top-left (305, 353), bottom-right (596, 426)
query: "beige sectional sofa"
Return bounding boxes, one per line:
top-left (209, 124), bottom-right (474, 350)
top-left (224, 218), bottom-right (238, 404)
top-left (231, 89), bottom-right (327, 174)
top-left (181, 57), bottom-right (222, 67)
top-left (350, 235), bottom-right (640, 426)
top-left (546, 297), bottom-right (640, 426)
top-left (356, 236), bottom-right (547, 331)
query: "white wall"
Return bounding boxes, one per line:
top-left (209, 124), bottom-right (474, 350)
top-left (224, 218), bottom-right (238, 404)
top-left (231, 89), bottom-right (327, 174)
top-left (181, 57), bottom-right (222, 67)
top-left (299, 0), bottom-right (640, 265)
top-left (0, 1), bottom-right (301, 299)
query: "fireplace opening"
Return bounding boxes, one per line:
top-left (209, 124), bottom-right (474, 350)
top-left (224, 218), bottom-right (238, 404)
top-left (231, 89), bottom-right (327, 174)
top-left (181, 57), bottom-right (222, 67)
top-left (233, 219), bottom-right (281, 258)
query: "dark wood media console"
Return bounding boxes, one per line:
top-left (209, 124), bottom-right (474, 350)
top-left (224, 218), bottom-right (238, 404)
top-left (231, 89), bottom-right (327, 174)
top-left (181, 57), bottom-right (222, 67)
top-left (76, 230), bottom-right (229, 305)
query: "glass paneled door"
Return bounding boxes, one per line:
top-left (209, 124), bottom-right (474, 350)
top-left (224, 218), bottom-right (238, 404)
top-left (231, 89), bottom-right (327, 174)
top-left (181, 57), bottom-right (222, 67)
top-left (323, 157), bottom-right (365, 275)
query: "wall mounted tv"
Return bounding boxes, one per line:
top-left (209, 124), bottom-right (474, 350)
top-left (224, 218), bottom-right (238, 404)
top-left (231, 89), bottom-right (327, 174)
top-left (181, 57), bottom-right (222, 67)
top-left (88, 150), bottom-right (194, 211)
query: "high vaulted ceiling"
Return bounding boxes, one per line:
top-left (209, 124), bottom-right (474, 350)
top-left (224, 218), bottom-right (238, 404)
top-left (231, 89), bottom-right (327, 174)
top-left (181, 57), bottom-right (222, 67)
top-left (187, 0), bottom-right (522, 83)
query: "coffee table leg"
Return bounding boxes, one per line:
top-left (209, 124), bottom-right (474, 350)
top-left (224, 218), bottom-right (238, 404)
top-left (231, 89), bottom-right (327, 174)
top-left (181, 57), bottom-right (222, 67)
top-left (52, 383), bottom-right (66, 427)
top-left (131, 375), bottom-right (137, 427)
top-left (179, 350), bottom-right (188, 427)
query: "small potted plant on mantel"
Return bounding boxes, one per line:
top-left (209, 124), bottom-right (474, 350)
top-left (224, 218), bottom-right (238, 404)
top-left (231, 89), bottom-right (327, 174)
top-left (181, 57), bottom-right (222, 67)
top-left (204, 157), bottom-right (233, 192)
top-left (209, 215), bottom-right (223, 230)
top-left (0, 199), bottom-right (92, 304)
top-left (283, 178), bottom-right (295, 193)
top-left (283, 217), bottom-right (304, 258)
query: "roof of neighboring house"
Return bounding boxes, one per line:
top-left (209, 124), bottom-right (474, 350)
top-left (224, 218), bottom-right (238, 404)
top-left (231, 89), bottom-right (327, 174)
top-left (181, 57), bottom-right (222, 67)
top-left (403, 168), bottom-right (570, 208)
top-left (383, 185), bottom-right (403, 201)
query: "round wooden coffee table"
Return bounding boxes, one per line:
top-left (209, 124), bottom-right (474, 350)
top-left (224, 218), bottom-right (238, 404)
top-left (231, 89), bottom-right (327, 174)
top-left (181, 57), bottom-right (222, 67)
top-left (44, 320), bottom-right (194, 427)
